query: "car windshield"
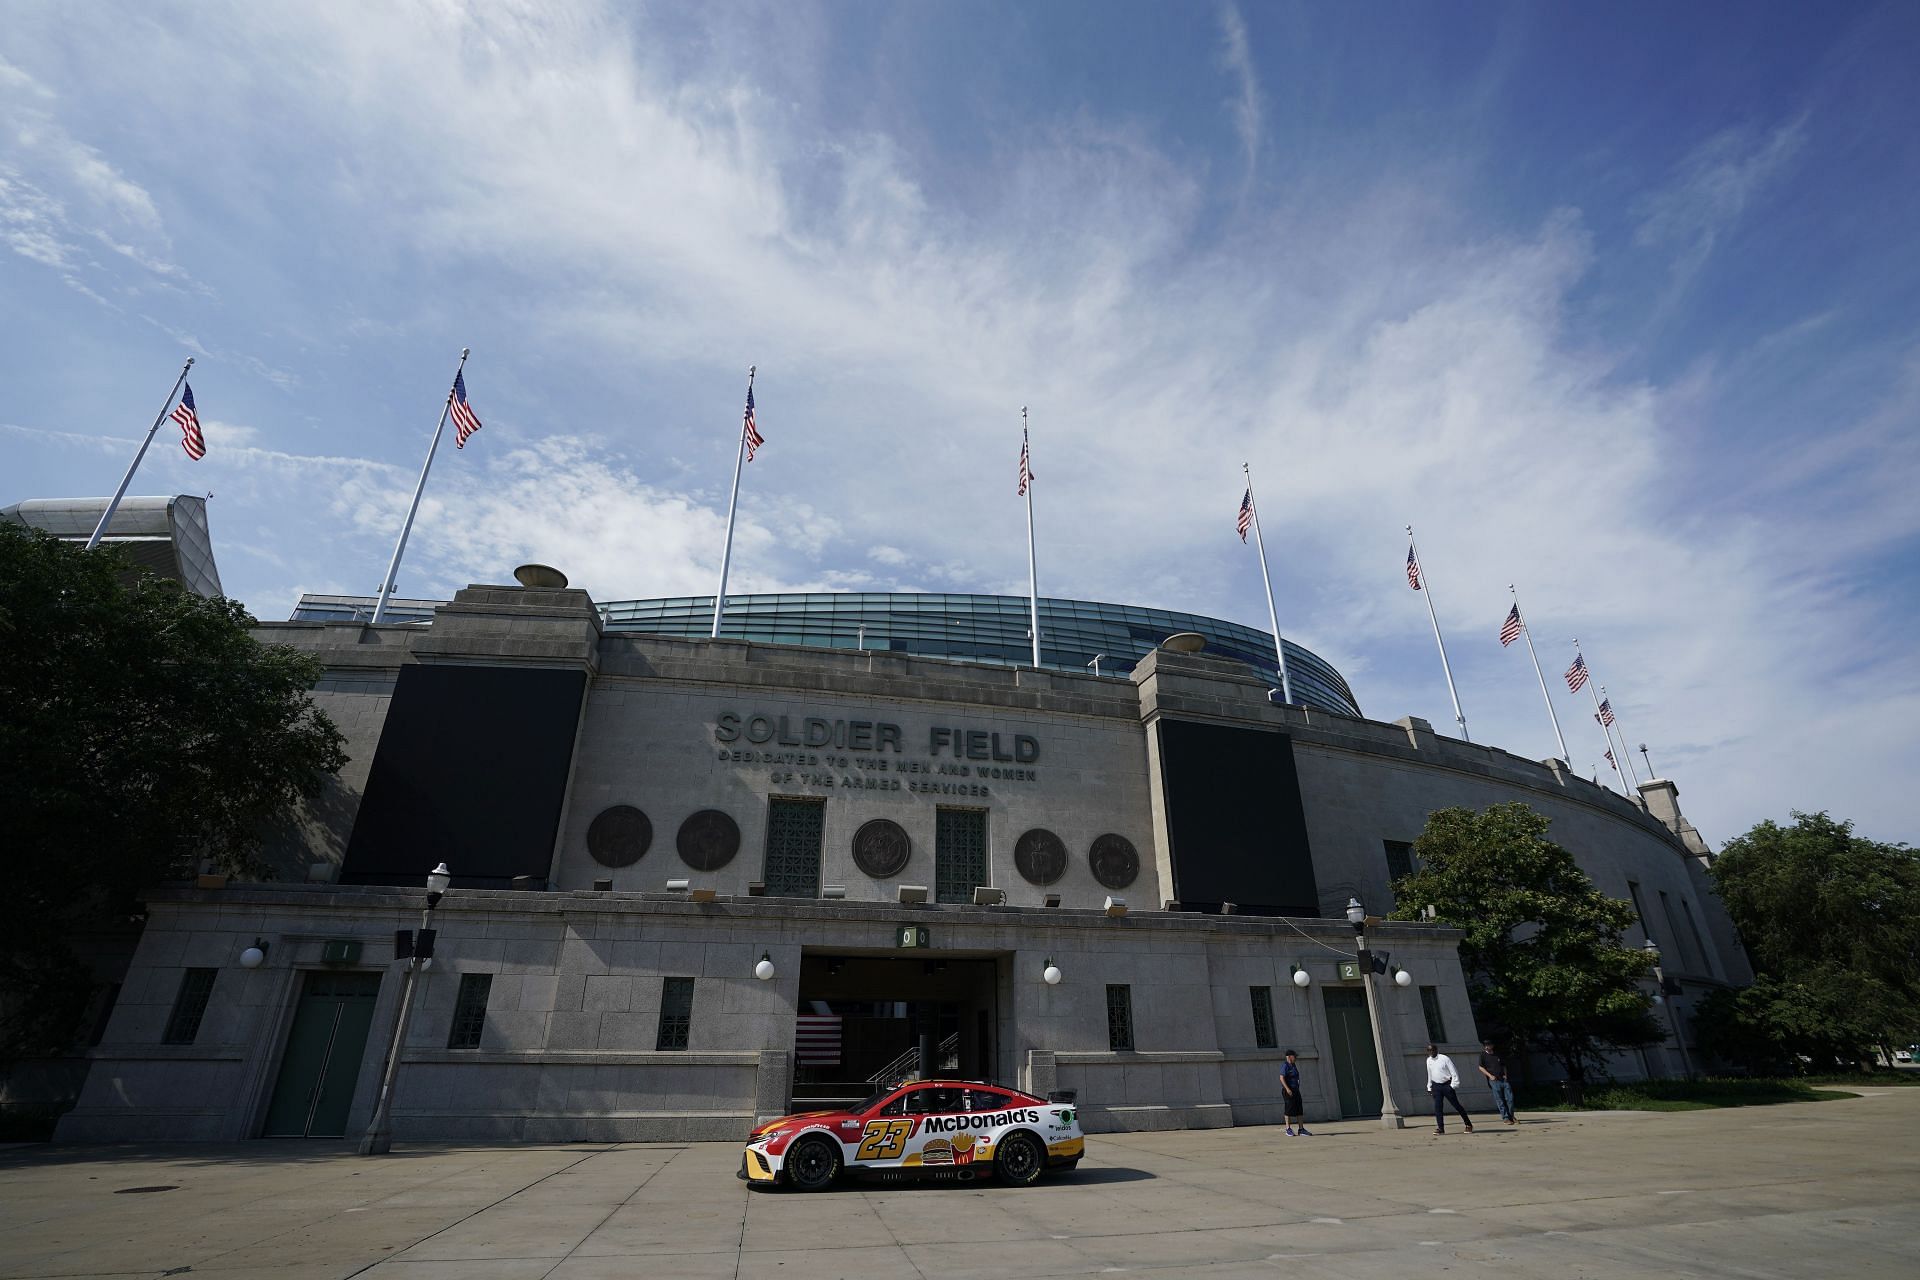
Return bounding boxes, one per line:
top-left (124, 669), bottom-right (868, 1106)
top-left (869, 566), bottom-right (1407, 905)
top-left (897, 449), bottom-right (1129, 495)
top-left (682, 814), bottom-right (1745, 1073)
top-left (850, 1089), bottom-right (898, 1115)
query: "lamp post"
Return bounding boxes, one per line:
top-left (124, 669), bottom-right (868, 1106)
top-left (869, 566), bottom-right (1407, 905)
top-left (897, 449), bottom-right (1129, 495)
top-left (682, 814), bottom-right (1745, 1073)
top-left (1345, 897), bottom-right (1405, 1129)
top-left (359, 862), bottom-right (452, 1155)
top-left (1642, 939), bottom-right (1693, 1081)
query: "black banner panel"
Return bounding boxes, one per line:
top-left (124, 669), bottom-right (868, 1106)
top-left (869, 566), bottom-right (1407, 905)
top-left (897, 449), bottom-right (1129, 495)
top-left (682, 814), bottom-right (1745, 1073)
top-left (341, 665), bottom-right (587, 889)
top-left (1156, 718), bottom-right (1319, 917)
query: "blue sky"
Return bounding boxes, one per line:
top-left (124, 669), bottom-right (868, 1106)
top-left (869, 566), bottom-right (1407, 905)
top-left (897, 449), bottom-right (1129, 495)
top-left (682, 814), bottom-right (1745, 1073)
top-left (5, 1), bottom-right (1917, 846)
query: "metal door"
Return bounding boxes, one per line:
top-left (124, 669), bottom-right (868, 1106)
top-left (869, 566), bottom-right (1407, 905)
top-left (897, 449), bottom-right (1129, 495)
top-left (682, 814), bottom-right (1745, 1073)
top-left (1322, 987), bottom-right (1384, 1118)
top-left (262, 971), bottom-right (382, 1137)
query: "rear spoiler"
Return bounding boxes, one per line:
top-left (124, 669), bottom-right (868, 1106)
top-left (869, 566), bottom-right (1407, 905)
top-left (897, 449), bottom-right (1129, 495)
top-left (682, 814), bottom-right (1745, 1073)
top-left (1046, 1090), bottom-right (1077, 1104)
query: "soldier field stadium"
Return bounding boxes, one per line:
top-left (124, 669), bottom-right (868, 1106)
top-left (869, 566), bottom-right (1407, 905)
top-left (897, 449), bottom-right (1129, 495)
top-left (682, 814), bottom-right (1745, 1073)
top-left (20, 494), bottom-right (1748, 1145)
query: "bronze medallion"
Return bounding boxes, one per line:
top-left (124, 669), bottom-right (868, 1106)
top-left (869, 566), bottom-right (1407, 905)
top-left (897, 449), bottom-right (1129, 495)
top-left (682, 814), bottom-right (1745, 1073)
top-left (676, 809), bottom-right (740, 871)
top-left (852, 818), bottom-right (912, 879)
top-left (1013, 827), bottom-right (1068, 886)
top-left (586, 804), bottom-right (652, 868)
top-left (1089, 833), bottom-right (1140, 890)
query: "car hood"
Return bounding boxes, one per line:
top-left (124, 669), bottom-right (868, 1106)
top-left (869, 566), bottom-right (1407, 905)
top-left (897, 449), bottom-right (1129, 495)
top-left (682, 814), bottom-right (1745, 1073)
top-left (750, 1109), bottom-right (853, 1139)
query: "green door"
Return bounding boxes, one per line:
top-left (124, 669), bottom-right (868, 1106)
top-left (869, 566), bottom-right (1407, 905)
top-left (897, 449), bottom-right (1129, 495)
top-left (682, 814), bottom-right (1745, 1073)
top-left (1322, 987), bottom-right (1384, 1118)
top-left (263, 971), bottom-right (383, 1137)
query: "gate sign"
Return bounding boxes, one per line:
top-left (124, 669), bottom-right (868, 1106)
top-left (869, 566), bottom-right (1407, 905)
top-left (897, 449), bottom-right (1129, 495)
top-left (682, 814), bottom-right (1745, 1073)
top-left (897, 925), bottom-right (930, 949)
top-left (1337, 960), bottom-right (1361, 981)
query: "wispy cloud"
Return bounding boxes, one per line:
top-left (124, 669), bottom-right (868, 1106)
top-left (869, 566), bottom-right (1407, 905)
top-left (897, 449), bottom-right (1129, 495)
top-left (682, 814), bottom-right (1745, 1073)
top-left (1633, 113), bottom-right (1809, 283)
top-left (1217, 2), bottom-right (1263, 176)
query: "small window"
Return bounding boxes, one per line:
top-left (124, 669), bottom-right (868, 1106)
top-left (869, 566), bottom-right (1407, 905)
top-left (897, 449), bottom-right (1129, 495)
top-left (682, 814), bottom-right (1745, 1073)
top-left (1419, 986), bottom-right (1447, 1043)
top-left (1106, 984), bottom-right (1134, 1051)
top-left (1250, 986), bottom-right (1277, 1049)
top-left (1626, 881), bottom-right (1650, 942)
top-left (163, 969), bottom-right (218, 1045)
top-left (1383, 840), bottom-right (1415, 882)
top-left (448, 973), bottom-right (492, 1049)
top-left (1681, 899), bottom-right (1713, 977)
top-left (656, 977), bottom-right (695, 1051)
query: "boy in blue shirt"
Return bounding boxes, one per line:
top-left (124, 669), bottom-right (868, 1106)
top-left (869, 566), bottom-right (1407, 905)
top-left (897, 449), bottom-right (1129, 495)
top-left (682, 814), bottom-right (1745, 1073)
top-left (1282, 1049), bottom-right (1312, 1136)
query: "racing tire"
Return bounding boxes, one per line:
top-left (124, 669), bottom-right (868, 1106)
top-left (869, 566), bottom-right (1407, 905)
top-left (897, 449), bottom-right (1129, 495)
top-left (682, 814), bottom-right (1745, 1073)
top-left (785, 1137), bottom-right (842, 1192)
top-left (994, 1131), bottom-right (1045, 1187)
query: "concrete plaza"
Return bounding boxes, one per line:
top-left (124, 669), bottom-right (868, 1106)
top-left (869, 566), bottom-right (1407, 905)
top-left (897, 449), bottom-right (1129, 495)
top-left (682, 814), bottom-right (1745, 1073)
top-left (3, 1087), bottom-right (1914, 1280)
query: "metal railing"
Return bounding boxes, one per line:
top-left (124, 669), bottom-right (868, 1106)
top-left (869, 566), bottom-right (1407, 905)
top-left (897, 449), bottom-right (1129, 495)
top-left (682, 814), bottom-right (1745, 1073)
top-left (866, 1033), bottom-right (960, 1085)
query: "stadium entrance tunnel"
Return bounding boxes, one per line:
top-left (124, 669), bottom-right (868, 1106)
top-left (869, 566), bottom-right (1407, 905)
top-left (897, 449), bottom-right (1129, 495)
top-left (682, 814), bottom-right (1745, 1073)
top-left (792, 953), bottom-right (1001, 1105)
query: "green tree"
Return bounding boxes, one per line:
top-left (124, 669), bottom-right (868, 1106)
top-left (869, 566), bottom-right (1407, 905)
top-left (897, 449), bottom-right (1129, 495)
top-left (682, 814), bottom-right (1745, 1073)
top-left (1700, 812), bottom-right (1920, 1070)
top-left (0, 524), bottom-right (346, 1059)
top-left (1388, 801), bottom-right (1662, 1082)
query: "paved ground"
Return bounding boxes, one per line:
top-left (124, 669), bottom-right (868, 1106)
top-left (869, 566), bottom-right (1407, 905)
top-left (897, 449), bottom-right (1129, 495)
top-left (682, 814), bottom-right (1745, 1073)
top-left (3, 1088), bottom-right (1916, 1280)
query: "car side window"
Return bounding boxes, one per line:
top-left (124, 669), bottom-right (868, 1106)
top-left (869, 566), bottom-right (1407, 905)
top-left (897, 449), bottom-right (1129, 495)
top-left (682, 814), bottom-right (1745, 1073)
top-left (876, 1093), bottom-right (906, 1117)
top-left (962, 1089), bottom-right (1008, 1112)
top-left (917, 1087), bottom-right (963, 1114)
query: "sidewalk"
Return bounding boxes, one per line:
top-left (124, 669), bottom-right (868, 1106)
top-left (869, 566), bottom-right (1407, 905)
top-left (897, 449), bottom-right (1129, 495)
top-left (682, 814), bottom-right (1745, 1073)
top-left (1, 1089), bottom-right (1914, 1279)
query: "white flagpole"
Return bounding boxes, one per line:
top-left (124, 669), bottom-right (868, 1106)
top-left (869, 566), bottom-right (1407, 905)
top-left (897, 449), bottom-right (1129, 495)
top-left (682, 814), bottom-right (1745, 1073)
top-left (1023, 407), bottom-right (1041, 669)
top-left (1243, 464), bottom-right (1294, 705)
top-left (711, 365), bottom-right (755, 639)
top-left (1599, 685), bottom-right (1644, 787)
top-left (86, 357), bottom-right (194, 551)
top-left (1572, 639), bottom-right (1632, 794)
top-left (372, 349), bottom-right (468, 625)
top-left (1511, 586), bottom-right (1570, 762)
top-left (1408, 526), bottom-right (1468, 740)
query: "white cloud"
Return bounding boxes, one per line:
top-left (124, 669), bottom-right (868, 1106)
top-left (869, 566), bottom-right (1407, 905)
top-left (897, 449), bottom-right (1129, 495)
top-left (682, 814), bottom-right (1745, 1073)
top-left (1633, 113), bottom-right (1808, 282)
top-left (1217, 2), bottom-right (1264, 175)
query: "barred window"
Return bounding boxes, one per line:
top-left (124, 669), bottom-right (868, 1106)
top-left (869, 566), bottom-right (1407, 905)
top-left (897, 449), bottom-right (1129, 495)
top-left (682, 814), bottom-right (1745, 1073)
top-left (1250, 985), bottom-right (1276, 1050)
top-left (763, 798), bottom-right (825, 898)
top-left (935, 808), bottom-right (989, 905)
top-left (163, 969), bottom-right (218, 1045)
top-left (448, 973), bottom-right (492, 1049)
top-left (656, 977), bottom-right (695, 1051)
top-left (1420, 986), bottom-right (1447, 1043)
top-left (1383, 840), bottom-right (1415, 882)
top-left (1106, 984), bottom-right (1134, 1051)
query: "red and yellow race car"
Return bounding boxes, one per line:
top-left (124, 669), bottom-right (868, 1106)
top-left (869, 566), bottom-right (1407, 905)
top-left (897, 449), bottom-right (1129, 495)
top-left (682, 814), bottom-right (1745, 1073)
top-left (740, 1079), bottom-right (1084, 1190)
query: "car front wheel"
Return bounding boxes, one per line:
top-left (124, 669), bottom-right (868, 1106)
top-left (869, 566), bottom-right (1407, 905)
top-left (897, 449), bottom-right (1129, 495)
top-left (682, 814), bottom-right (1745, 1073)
top-left (785, 1137), bottom-right (841, 1192)
top-left (994, 1131), bottom-right (1044, 1186)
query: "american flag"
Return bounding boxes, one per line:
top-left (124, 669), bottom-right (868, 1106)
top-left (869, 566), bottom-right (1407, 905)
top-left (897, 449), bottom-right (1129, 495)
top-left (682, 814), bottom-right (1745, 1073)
top-left (743, 383), bottom-right (764, 461)
top-left (171, 383), bottom-right (205, 460)
top-left (450, 371), bottom-right (482, 448)
top-left (1605, 748), bottom-right (1616, 769)
top-left (1237, 488), bottom-right (1253, 542)
top-left (794, 1014), bottom-right (841, 1066)
top-left (1017, 429), bottom-right (1032, 496)
top-left (1565, 653), bottom-right (1589, 692)
top-left (1597, 698), bottom-right (1615, 727)
top-left (1406, 546), bottom-right (1422, 590)
top-left (1500, 604), bottom-right (1522, 647)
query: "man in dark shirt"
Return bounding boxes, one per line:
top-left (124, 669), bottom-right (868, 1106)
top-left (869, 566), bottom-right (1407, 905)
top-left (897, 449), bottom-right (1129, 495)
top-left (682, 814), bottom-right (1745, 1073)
top-left (1281, 1049), bottom-right (1311, 1136)
top-left (1478, 1041), bottom-right (1516, 1124)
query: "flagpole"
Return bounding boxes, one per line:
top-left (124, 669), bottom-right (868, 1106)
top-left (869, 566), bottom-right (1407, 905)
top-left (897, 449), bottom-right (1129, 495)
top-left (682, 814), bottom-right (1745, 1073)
top-left (1599, 685), bottom-right (1644, 787)
top-left (711, 366), bottom-right (754, 639)
top-left (372, 349), bottom-right (467, 625)
top-left (1023, 408), bottom-right (1041, 668)
top-left (1511, 586), bottom-right (1570, 762)
top-left (1573, 639), bottom-right (1632, 794)
top-left (1408, 526), bottom-right (1468, 740)
top-left (1243, 464), bottom-right (1294, 705)
top-left (86, 357), bottom-right (194, 551)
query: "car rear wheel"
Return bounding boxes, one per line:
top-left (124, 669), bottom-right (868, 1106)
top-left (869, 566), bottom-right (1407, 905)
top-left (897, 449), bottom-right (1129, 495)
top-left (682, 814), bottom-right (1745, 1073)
top-left (994, 1131), bottom-right (1044, 1186)
top-left (786, 1137), bottom-right (841, 1192)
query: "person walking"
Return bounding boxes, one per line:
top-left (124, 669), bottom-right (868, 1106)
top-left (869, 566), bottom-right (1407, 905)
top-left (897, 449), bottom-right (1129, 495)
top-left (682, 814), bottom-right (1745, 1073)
top-left (1281, 1049), bottom-right (1312, 1136)
top-left (1425, 1042), bottom-right (1474, 1134)
top-left (1478, 1040), bottom-right (1517, 1125)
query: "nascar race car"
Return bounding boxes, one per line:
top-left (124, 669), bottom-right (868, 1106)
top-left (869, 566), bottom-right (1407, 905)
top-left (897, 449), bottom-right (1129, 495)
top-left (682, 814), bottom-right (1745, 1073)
top-left (740, 1079), bottom-right (1084, 1190)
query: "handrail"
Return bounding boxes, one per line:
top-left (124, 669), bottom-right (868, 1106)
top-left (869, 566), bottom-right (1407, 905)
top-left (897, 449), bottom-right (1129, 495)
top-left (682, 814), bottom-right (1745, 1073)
top-left (866, 1033), bottom-right (960, 1085)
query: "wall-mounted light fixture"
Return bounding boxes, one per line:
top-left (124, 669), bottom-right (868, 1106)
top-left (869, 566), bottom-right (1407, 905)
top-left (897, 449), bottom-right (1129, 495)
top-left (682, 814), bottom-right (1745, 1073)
top-left (1043, 893), bottom-right (1061, 907)
top-left (754, 952), bottom-right (775, 981)
top-left (1042, 955), bottom-right (1062, 985)
top-left (897, 884), bottom-right (930, 904)
top-left (1290, 963), bottom-right (1311, 989)
top-left (239, 938), bottom-right (269, 969)
top-left (666, 878), bottom-right (690, 893)
top-left (821, 885), bottom-right (847, 900)
top-left (1104, 895), bottom-right (1128, 918)
top-left (593, 878), bottom-right (613, 892)
top-left (972, 886), bottom-right (1006, 906)
top-left (1392, 966), bottom-right (1413, 988)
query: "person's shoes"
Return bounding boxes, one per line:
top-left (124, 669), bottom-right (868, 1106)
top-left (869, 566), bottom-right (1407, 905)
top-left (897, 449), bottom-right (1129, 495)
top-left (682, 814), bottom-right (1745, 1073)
top-left (1465, 1124), bottom-right (1475, 1133)
top-left (1284, 1128), bottom-right (1295, 1136)
top-left (1433, 1128), bottom-right (1444, 1135)
top-left (1297, 1128), bottom-right (1312, 1136)
top-left (1507, 1117), bottom-right (1517, 1125)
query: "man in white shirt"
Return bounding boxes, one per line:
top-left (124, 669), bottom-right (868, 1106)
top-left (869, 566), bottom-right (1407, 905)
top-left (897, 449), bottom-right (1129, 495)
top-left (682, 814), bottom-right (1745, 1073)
top-left (1425, 1043), bottom-right (1474, 1135)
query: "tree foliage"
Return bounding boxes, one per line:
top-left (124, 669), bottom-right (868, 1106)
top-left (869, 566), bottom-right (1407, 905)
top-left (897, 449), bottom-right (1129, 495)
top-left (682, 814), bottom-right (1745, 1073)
top-left (1388, 801), bottom-right (1662, 1082)
top-left (1699, 812), bottom-right (1920, 1070)
top-left (0, 524), bottom-right (346, 1058)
